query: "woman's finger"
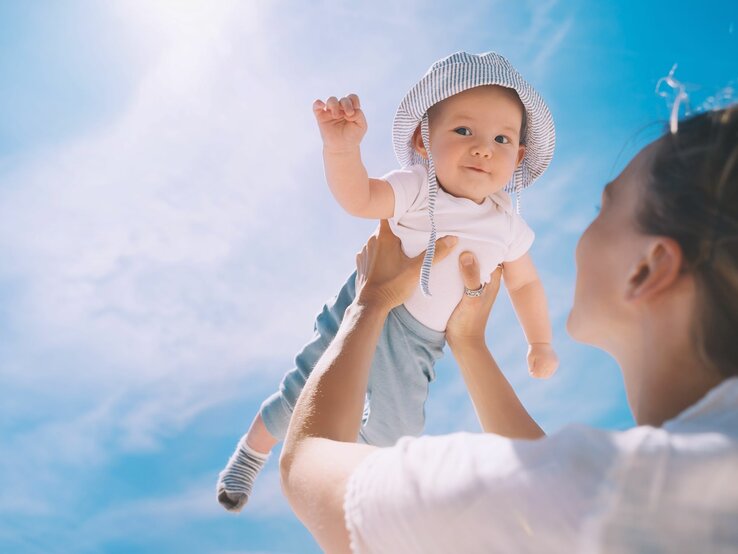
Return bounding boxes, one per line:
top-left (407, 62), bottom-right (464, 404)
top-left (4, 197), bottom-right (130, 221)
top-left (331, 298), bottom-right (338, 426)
top-left (378, 221), bottom-right (457, 261)
top-left (478, 265), bottom-right (503, 304)
top-left (459, 252), bottom-right (482, 291)
top-left (404, 234), bottom-right (458, 275)
top-left (488, 265), bottom-right (503, 291)
top-left (375, 220), bottom-right (399, 250)
top-left (377, 219), bottom-right (393, 238)
top-left (430, 235), bottom-right (458, 265)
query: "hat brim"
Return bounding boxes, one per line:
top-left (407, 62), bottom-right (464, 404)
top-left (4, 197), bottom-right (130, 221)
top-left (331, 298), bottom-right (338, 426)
top-left (392, 52), bottom-right (555, 193)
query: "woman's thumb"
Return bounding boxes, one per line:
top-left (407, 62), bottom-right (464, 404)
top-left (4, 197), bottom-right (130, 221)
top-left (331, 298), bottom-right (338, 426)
top-left (459, 252), bottom-right (482, 290)
top-left (430, 235), bottom-right (458, 264)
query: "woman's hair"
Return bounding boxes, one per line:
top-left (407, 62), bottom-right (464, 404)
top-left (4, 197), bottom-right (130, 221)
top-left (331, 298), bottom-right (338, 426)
top-left (637, 105), bottom-right (738, 377)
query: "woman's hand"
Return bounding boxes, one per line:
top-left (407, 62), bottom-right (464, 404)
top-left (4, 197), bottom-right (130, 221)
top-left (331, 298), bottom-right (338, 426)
top-left (446, 252), bottom-right (503, 349)
top-left (355, 220), bottom-right (457, 312)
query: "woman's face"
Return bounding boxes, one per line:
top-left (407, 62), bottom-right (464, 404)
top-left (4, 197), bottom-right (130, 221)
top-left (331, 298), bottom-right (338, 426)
top-left (567, 142), bottom-right (658, 349)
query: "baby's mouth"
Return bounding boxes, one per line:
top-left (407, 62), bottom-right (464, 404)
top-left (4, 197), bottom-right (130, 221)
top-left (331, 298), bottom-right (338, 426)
top-left (464, 166), bottom-right (490, 174)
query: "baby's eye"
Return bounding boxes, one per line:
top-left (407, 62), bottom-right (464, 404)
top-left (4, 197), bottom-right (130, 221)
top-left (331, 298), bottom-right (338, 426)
top-left (454, 127), bottom-right (472, 136)
top-left (494, 135), bottom-right (510, 144)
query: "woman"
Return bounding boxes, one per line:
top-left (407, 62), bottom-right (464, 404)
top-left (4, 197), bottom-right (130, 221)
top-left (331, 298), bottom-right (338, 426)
top-left (280, 107), bottom-right (738, 553)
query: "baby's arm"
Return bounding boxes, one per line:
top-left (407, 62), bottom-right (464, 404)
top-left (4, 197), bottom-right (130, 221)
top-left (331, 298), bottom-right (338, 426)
top-left (502, 253), bottom-right (559, 378)
top-left (313, 94), bottom-right (394, 219)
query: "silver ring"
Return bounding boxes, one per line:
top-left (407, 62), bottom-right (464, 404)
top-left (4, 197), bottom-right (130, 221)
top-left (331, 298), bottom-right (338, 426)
top-left (464, 284), bottom-right (485, 297)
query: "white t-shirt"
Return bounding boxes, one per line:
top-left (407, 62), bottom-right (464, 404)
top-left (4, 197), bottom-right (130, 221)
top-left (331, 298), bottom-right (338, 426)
top-left (385, 165), bottom-right (534, 332)
top-left (344, 377), bottom-right (738, 553)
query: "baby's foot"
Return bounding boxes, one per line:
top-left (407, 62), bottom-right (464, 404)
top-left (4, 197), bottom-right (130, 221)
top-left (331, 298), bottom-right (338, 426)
top-left (216, 436), bottom-right (270, 512)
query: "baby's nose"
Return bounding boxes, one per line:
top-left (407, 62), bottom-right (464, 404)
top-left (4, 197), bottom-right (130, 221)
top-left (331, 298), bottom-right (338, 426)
top-left (472, 144), bottom-right (493, 158)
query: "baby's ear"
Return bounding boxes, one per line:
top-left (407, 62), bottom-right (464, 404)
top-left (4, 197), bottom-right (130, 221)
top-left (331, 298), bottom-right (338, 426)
top-left (516, 144), bottom-right (526, 167)
top-left (411, 125), bottom-right (428, 159)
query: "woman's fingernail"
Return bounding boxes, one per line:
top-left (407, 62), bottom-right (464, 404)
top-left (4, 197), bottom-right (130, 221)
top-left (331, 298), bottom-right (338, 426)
top-left (461, 253), bottom-right (473, 266)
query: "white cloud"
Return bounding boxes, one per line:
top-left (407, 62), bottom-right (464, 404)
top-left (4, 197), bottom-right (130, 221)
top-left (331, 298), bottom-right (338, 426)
top-left (517, 0), bottom-right (575, 79)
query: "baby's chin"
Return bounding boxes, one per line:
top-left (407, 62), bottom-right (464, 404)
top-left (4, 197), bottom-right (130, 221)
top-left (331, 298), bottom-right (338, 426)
top-left (438, 178), bottom-right (508, 201)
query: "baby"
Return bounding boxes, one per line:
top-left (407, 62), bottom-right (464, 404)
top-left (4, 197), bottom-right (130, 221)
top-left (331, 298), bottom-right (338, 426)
top-left (217, 51), bottom-right (559, 511)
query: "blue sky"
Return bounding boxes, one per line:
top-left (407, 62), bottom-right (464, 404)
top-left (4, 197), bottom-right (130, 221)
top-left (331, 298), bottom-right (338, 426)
top-left (0, 1), bottom-right (736, 552)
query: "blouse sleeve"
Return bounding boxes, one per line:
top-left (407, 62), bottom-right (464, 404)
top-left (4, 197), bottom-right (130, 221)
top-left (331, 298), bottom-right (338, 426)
top-left (505, 212), bottom-right (535, 262)
top-left (381, 165), bottom-right (426, 221)
top-left (343, 428), bottom-right (613, 554)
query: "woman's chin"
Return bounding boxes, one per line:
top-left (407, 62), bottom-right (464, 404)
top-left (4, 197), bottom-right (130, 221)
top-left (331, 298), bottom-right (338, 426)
top-left (566, 308), bottom-right (586, 343)
top-left (567, 311), bottom-right (605, 349)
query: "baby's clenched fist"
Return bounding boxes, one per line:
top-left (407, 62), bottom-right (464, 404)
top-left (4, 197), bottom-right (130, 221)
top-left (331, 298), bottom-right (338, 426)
top-left (527, 343), bottom-right (559, 379)
top-left (313, 94), bottom-right (368, 153)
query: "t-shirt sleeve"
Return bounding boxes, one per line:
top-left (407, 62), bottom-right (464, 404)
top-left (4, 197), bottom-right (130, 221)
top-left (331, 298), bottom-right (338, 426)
top-left (344, 428), bottom-right (612, 554)
top-left (505, 212), bottom-right (535, 262)
top-left (381, 165), bottom-right (426, 220)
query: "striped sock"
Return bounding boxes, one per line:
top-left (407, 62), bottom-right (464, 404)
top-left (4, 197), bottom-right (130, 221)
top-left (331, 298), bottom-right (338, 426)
top-left (216, 436), bottom-right (270, 512)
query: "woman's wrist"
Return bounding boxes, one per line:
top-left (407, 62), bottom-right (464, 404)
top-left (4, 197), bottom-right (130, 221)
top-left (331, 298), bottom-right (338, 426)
top-left (353, 288), bottom-right (394, 319)
top-left (446, 333), bottom-right (488, 354)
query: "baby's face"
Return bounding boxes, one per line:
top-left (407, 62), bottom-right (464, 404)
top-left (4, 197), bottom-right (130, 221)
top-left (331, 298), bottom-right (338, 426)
top-left (420, 85), bottom-right (525, 204)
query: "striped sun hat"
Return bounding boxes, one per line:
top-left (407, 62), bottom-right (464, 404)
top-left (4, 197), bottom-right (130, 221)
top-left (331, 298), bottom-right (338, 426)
top-left (392, 51), bottom-right (556, 296)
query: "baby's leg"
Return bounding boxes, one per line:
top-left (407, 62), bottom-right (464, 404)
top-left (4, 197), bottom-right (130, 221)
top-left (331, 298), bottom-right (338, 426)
top-left (216, 272), bottom-right (357, 512)
top-left (358, 304), bottom-right (446, 446)
top-left (216, 412), bottom-right (276, 512)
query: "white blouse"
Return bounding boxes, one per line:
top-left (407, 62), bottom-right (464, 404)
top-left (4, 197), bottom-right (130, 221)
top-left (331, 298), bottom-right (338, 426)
top-left (344, 378), bottom-right (738, 553)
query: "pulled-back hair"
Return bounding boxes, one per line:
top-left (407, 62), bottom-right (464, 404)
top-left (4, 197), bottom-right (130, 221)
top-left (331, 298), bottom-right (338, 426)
top-left (637, 106), bottom-right (738, 377)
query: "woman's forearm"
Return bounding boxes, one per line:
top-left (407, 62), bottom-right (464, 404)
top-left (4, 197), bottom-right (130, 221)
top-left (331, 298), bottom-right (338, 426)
top-left (279, 296), bottom-right (388, 554)
top-left (449, 339), bottom-right (544, 439)
top-left (282, 297), bottom-right (390, 463)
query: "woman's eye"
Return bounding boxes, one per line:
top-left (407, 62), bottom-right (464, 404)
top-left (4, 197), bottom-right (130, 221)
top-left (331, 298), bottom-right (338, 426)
top-left (494, 135), bottom-right (510, 144)
top-left (594, 203), bottom-right (601, 214)
top-left (454, 127), bottom-right (472, 136)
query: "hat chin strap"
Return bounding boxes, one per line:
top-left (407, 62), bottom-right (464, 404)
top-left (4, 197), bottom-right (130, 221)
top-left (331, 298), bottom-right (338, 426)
top-left (512, 175), bottom-right (522, 215)
top-left (420, 113), bottom-right (437, 297)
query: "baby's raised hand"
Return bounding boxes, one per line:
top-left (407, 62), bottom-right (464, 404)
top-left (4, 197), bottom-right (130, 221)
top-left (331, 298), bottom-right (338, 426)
top-left (527, 343), bottom-right (559, 379)
top-left (313, 94), bottom-right (367, 153)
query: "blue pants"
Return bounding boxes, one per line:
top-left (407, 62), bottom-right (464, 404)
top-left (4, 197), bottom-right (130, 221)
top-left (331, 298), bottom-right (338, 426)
top-left (259, 271), bottom-right (446, 447)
